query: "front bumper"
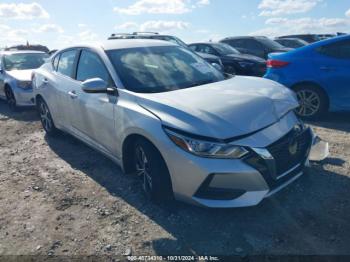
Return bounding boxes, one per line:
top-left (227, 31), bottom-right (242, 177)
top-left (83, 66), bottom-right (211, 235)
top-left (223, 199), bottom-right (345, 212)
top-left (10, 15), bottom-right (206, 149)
top-left (161, 112), bottom-right (313, 208)
top-left (13, 86), bottom-right (35, 107)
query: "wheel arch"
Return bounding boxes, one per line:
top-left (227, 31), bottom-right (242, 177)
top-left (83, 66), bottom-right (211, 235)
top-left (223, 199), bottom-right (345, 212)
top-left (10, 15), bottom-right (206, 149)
top-left (122, 133), bottom-right (167, 175)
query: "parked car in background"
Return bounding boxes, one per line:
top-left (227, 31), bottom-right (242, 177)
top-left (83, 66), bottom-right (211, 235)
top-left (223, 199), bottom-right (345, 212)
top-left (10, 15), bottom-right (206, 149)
top-left (220, 36), bottom-right (292, 59)
top-left (277, 34), bottom-right (321, 44)
top-left (189, 42), bottom-right (266, 76)
top-left (317, 34), bottom-right (336, 41)
top-left (108, 32), bottom-right (224, 71)
top-left (33, 39), bottom-right (313, 208)
top-left (275, 38), bottom-right (308, 49)
top-left (48, 49), bottom-right (58, 56)
top-left (0, 50), bottom-right (48, 110)
top-left (264, 35), bottom-right (350, 119)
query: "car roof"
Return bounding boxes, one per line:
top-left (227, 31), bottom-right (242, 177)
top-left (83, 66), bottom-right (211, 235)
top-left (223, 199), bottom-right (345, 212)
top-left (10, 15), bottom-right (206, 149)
top-left (61, 39), bottom-right (176, 52)
top-left (0, 50), bottom-right (46, 55)
top-left (221, 36), bottom-right (267, 41)
top-left (189, 42), bottom-right (221, 45)
top-left (275, 38), bottom-right (301, 41)
top-left (109, 33), bottom-right (174, 39)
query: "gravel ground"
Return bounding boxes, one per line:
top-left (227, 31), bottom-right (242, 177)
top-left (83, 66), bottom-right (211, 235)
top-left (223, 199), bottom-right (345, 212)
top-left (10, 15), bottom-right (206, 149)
top-left (0, 100), bottom-right (349, 258)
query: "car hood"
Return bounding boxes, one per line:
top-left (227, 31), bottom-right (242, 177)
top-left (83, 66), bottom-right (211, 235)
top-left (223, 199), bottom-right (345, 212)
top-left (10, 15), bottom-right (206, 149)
top-left (136, 77), bottom-right (299, 140)
top-left (224, 53), bottom-right (266, 63)
top-left (6, 69), bottom-right (33, 81)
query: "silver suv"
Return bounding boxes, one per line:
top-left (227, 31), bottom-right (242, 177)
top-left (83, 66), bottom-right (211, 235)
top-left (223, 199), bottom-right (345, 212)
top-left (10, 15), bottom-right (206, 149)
top-left (33, 40), bottom-right (313, 208)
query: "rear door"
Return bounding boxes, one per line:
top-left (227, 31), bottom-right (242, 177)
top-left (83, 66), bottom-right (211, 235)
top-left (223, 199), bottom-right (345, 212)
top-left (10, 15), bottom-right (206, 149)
top-left (315, 39), bottom-right (350, 110)
top-left (54, 49), bottom-right (80, 130)
top-left (71, 49), bottom-right (117, 155)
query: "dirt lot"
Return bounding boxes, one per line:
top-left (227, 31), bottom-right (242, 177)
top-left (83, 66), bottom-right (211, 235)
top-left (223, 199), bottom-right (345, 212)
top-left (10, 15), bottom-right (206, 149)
top-left (0, 99), bottom-right (349, 258)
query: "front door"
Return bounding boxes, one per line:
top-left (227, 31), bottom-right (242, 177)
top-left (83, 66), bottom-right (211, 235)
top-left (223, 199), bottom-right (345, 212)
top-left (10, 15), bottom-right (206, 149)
top-left (70, 49), bottom-right (117, 155)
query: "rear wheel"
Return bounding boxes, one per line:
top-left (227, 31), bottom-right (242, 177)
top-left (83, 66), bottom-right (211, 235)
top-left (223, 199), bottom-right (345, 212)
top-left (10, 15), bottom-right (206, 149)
top-left (133, 139), bottom-right (173, 203)
top-left (5, 87), bottom-right (17, 111)
top-left (38, 98), bottom-right (58, 135)
top-left (293, 84), bottom-right (328, 120)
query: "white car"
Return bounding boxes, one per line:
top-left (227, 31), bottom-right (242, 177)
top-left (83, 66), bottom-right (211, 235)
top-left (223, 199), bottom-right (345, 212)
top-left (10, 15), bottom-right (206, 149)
top-left (0, 50), bottom-right (48, 110)
top-left (33, 40), bottom-right (313, 208)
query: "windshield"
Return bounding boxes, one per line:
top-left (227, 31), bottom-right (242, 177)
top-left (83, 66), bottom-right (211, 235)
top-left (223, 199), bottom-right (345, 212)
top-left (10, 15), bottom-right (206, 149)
top-left (107, 46), bottom-right (225, 93)
top-left (3, 53), bottom-right (49, 71)
top-left (212, 43), bottom-right (240, 55)
top-left (258, 38), bottom-right (285, 50)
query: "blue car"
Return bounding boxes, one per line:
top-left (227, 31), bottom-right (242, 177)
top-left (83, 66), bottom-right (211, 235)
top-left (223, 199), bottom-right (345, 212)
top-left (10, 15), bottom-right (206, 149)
top-left (264, 35), bottom-right (350, 119)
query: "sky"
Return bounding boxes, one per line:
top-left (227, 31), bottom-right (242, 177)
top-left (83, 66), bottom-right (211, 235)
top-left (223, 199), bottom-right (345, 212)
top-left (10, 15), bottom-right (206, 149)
top-left (0, 0), bottom-right (350, 49)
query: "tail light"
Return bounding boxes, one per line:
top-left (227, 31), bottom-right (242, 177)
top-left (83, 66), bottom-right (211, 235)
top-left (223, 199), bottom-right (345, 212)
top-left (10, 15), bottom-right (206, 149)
top-left (267, 60), bottom-right (290, 68)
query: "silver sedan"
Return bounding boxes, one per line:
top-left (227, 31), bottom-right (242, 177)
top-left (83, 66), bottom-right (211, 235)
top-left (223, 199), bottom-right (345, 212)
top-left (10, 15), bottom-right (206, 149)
top-left (33, 40), bottom-right (313, 208)
top-left (0, 51), bottom-right (48, 110)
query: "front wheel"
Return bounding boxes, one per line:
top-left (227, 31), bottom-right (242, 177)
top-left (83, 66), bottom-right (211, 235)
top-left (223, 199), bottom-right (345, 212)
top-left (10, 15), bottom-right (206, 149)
top-left (38, 99), bottom-right (58, 135)
top-left (294, 85), bottom-right (328, 120)
top-left (133, 139), bottom-right (173, 203)
top-left (5, 87), bottom-right (17, 111)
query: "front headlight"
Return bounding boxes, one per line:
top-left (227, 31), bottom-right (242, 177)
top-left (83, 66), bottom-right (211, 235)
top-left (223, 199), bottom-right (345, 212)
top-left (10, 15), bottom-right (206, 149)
top-left (164, 128), bottom-right (249, 159)
top-left (17, 80), bottom-right (32, 89)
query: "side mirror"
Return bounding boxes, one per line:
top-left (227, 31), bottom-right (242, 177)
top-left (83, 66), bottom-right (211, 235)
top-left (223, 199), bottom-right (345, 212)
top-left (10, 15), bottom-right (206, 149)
top-left (82, 78), bottom-right (109, 93)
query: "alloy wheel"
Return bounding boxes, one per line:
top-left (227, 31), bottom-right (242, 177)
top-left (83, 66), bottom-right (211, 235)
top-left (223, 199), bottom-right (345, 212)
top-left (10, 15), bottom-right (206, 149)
top-left (39, 101), bottom-right (53, 132)
top-left (296, 89), bottom-right (321, 117)
top-left (135, 145), bottom-right (153, 196)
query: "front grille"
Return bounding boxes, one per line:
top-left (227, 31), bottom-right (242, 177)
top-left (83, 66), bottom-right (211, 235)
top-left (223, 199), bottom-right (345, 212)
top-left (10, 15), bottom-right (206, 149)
top-left (244, 127), bottom-right (312, 191)
top-left (267, 128), bottom-right (312, 176)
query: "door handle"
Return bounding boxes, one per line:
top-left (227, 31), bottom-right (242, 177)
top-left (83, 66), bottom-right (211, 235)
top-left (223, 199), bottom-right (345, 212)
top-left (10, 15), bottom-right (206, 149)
top-left (68, 91), bottom-right (78, 99)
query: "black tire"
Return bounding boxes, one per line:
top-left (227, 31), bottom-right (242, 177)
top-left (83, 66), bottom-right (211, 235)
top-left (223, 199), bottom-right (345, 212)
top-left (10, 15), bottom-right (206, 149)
top-left (133, 139), bottom-right (173, 203)
top-left (37, 98), bottom-right (58, 136)
top-left (4, 86), bottom-right (17, 111)
top-left (225, 65), bottom-right (236, 75)
top-left (293, 84), bottom-right (328, 120)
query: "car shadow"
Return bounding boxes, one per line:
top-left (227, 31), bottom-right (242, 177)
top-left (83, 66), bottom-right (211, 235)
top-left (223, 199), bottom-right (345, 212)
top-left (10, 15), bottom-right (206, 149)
top-left (306, 112), bottom-right (350, 133)
top-left (0, 100), bottom-right (39, 122)
top-left (45, 132), bottom-right (350, 255)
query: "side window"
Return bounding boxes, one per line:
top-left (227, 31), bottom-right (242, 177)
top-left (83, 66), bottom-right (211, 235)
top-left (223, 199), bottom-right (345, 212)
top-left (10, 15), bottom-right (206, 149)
top-left (317, 40), bottom-right (350, 59)
top-left (189, 45), bottom-right (197, 52)
top-left (57, 50), bottom-right (77, 78)
top-left (76, 50), bottom-right (110, 83)
top-left (226, 40), bottom-right (244, 48)
top-left (245, 40), bottom-right (262, 51)
top-left (196, 45), bottom-right (217, 55)
top-left (52, 54), bottom-right (60, 71)
top-left (203, 45), bottom-right (218, 55)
